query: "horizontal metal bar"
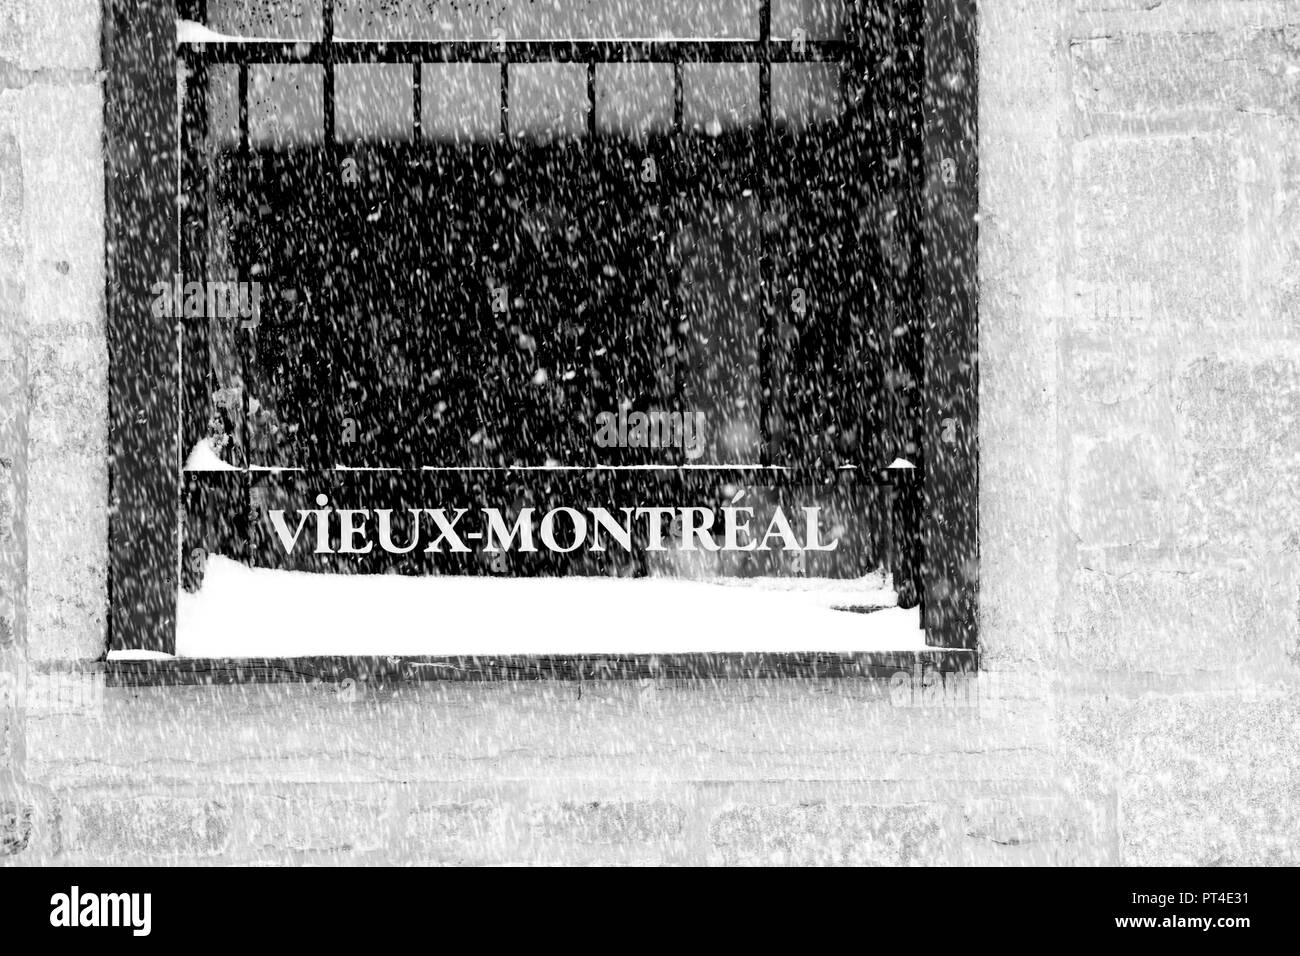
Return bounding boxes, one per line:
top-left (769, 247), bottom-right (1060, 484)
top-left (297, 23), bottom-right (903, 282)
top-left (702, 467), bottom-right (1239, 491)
top-left (178, 38), bottom-right (850, 65)
top-left (221, 465), bottom-right (921, 487)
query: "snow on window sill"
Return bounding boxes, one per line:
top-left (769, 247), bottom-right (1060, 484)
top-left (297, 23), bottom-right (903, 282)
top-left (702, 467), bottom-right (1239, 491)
top-left (145, 555), bottom-right (926, 658)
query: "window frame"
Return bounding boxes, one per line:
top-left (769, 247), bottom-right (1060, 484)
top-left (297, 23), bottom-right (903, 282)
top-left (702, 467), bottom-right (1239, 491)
top-left (103, 0), bottom-right (977, 681)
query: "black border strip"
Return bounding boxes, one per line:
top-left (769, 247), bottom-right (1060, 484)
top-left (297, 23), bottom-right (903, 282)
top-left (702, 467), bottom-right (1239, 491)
top-left (105, 0), bottom-right (179, 654)
top-left (921, 0), bottom-right (978, 648)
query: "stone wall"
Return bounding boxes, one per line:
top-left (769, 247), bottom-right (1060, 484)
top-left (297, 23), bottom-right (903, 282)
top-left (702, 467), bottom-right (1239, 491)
top-left (1057, 0), bottom-right (1300, 866)
top-left (1, 0), bottom-right (1298, 865)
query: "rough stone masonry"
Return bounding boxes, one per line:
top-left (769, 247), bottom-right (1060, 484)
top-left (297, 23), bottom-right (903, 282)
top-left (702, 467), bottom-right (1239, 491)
top-left (2, 0), bottom-right (1299, 865)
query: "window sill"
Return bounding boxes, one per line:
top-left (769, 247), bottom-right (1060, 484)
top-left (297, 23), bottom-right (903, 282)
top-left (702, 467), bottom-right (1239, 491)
top-left (102, 650), bottom-right (977, 686)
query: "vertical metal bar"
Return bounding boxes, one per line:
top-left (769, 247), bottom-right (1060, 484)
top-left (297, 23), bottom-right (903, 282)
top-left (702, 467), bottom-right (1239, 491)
top-left (181, 53), bottom-right (211, 467)
top-left (238, 62), bottom-right (249, 152)
top-left (838, 1), bottom-right (854, 126)
top-left (843, 0), bottom-right (875, 471)
top-left (236, 60), bottom-right (253, 562)
top-left (670, 60), bottom-right (684, 438)
top-left (882, 13), bottom-right (903, 470)
top-left (672, 61), bottom-right (683, 132)
top-left (902, 5), bottom-right (924, 467)
top-left (758, 0), bottom-right (773, 465)
top-left (882, 3), bottom-right (909, 593)
top-left (179, 50), bottom-right (213, 602)
top-left (903, 1), bottom-right (926, 615)
top-left (587, 60), bottom-right (596, 144)
top-left (874, 0), bottom-right (926, 619)
top-left (413, 60), bottom-right (422, 141)
top-left (323, 0), bottom-right (335, 146)
top-left (583, 59), bottom-right (599, 470)
top-left (500, 61), bottom-right (509, 140)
